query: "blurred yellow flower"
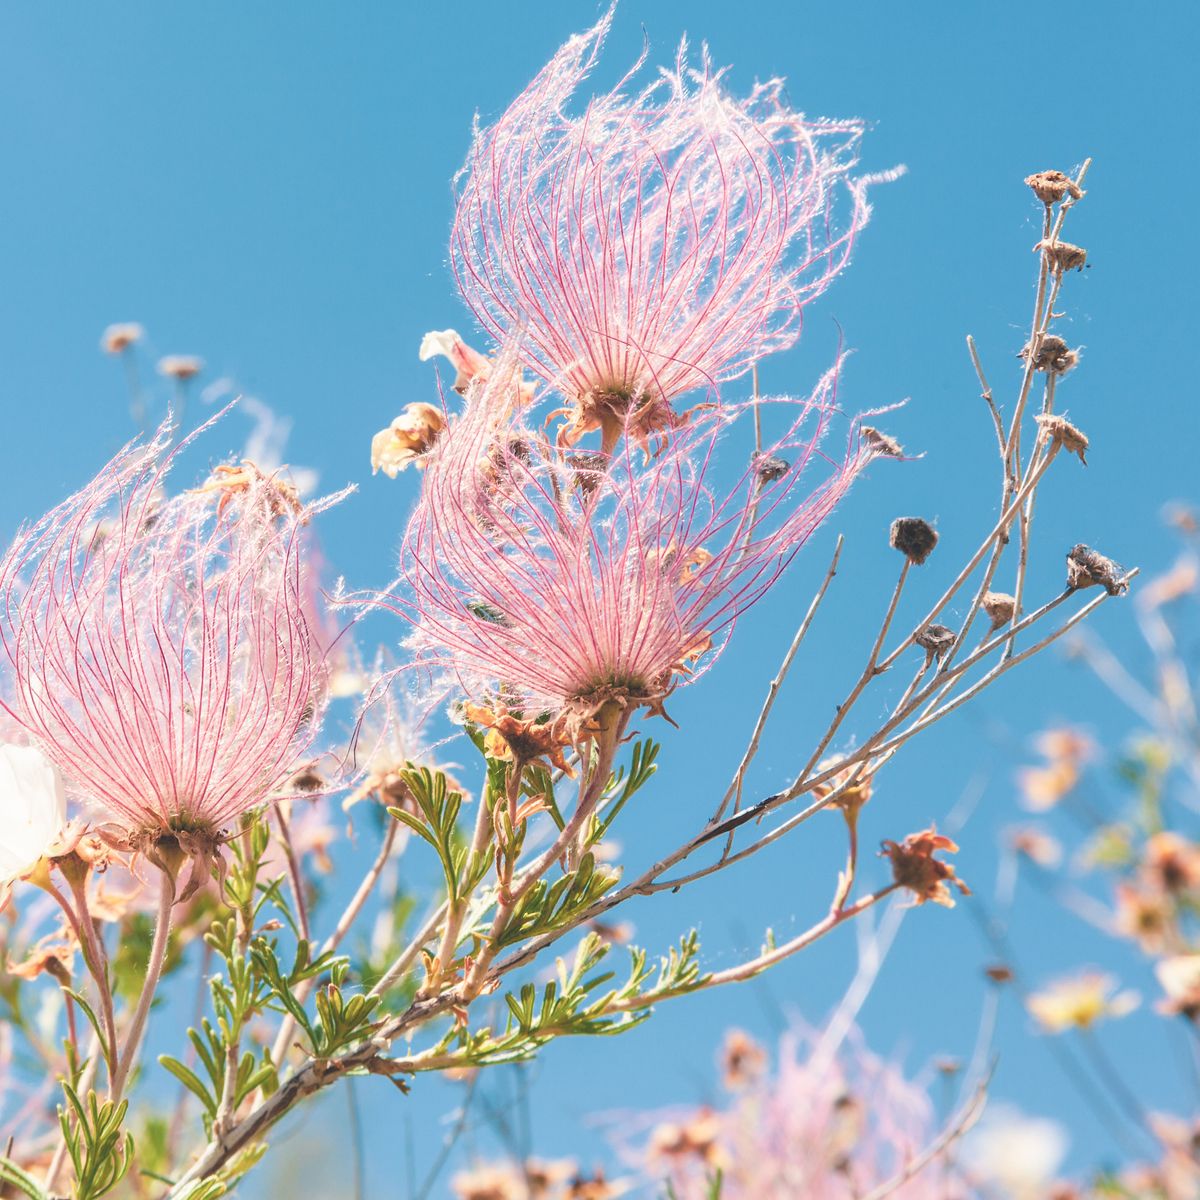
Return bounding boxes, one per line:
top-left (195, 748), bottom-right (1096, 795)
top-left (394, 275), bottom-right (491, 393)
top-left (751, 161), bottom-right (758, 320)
top-left (1027, 971), bottom-right (1139, 1033)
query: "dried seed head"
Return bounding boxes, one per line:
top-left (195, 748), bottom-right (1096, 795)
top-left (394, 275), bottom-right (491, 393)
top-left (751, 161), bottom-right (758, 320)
top-left (101, 322), bottom-right (144, 354)
top-left (1020, 334), bottom-right (1079, 375)
top-left (750, 451), bottom-right (790, 484)
top-left (861, 426), bottom-right (903, 458)
top-left (1066, 543), bottom-right (1128, 596)
top-left (915, 623), bottom-right (956, 661)
top-left (982, 590), bottom-right (1017, 630)
top-left (1025, 170), bottom-right (1083, 206)
top-left (889, 517), bottom-right (938, 565)
top-left (1035, 413), bottom-right (1089, 464)
top-left (157, 355), bottom-right (204, 381)
top-left (1036, 239), bottom-right (1088, 272)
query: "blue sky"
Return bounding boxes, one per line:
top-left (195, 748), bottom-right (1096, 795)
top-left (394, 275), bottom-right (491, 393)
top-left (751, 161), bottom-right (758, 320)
top-left (2, 1), bottom-right (1197, 1194)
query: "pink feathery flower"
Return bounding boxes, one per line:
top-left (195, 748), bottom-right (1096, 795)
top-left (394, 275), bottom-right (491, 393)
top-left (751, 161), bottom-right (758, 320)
top-left (631, 1026), bottom-right (961, 1199)
top-left (393, 353), bottom-right (890, 729)
top-left (452, 8), bottom-right (892, 452)
top-left (0, 421), bottom-right (347, 849)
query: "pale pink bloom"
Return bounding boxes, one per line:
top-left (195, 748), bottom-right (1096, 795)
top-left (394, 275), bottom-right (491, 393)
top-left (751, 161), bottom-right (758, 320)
top-left (393, 354), bottom-right (887, 723)
top-left (0, 419), bottom-right (347, 842)
top-left (452, 10), bottom-right (890, 448)
top-left (630, 1027), bottom-right (961, 1199)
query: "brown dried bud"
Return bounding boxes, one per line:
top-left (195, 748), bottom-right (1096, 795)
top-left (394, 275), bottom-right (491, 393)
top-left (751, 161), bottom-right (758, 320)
top-left (982, 590), bottom-right (1017, 630)
top-left (157, 354), bottom-right (204, 380)
top-left (750, 451), bottom-right (790, 484)
top-left (1035, 413), bottom-right (1089, 464)
top-left (1035, 239), bottom-right (1087, 272)
top-left (890, 517), bottom-right (938, 565)
top-left (1066, 543), bottom-right (1128, 596)
top-left (985, 964), bottom-right (1015, 984)
top-left (915, 623), bottom-right (956, 661)
top-left (861, 426), bottom-right (903, 458)
top-left (1020, 334), bottom-right (1079, 374)
top-left (101, 322), bottom-right (144, 354)
top-left (1025, 170), bottom-right (1083, 205)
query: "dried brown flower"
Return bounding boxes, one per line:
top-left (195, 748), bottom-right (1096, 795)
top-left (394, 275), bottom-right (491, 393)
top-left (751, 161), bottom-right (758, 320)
top-left (720, 1028), bottom-right (768, 1090)
top-left (1035, 413), bottom-right (1089, 464)
top-left (1020, 334), bottom-right (1079, 374)
top-left (915, 622), bottom-right (956, 662)
top-left (1066, 543), bottom-right (1127, 595)
top-left (1035, 238), bottom-right (1088, 272)
top-left (880, 825), bottom-right (971, 907)
top-left (1025, 170), bottom-right (1083, 205)
top-left (889, 516), bottom-right (938, 565)
top-left (860, 426), bottom-right (903, 458)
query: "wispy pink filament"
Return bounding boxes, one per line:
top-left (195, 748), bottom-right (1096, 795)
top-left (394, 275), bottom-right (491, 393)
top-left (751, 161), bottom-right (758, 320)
top-left (452, 7), bottom-right (882, 408)
top-left (0, 422), bottom-right (344, 836)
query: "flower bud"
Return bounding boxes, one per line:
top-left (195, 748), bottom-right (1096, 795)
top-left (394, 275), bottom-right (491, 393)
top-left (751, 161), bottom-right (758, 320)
top-left (982, 590), bottom-right (1017, 630)
top-left (890, 517), bottom-right (938, 565)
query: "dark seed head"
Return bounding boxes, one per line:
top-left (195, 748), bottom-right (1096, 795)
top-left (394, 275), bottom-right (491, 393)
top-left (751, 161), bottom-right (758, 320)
top-left (890, 517), bottom-right (939, 565)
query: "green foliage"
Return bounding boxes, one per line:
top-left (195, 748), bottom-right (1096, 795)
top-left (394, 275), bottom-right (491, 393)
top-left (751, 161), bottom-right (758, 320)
top-left (57, 1085), bottom-right (134, 1200)
top-left (0, 1154), bottom-right (48, 1200)
top-left (591, 738), bottom-right (659, 842)
top-left (495, 852), bottom-right (620, 948)
top-left (430, 929), bottom-right (706, 1068)
top-left (389, 767), bottom-right (487, 904)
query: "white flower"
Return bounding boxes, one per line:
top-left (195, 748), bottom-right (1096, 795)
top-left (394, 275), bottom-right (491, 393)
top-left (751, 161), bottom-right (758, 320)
top-left (0, 744), bottom-right (67, 883)
top-left (963, 1106), bottom-right (1068, 1199)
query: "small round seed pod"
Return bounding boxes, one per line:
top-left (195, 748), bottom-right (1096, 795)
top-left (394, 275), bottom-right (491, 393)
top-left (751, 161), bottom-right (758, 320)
top-left (861, 426), bottom-right (903, 458)
top-left (915, 622), bottom-right (956, 662)
top-left (890, 517), bottom-right (938, 565)
top-left (1035, 239), bottom-right (1088, 272)
top-left (1025, 170), bottom-right (1083, 205)
top-left (982, 591), bottom-right (1017, 630)
top-left (1035, 413), bottom-right (1089, 464)
top-left (1020, 334), bottom-right (1079, 374)
top-left (1066, 544), bottom-right (1127, 596)
top-left (750, 451), bottom-right (790, 484)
